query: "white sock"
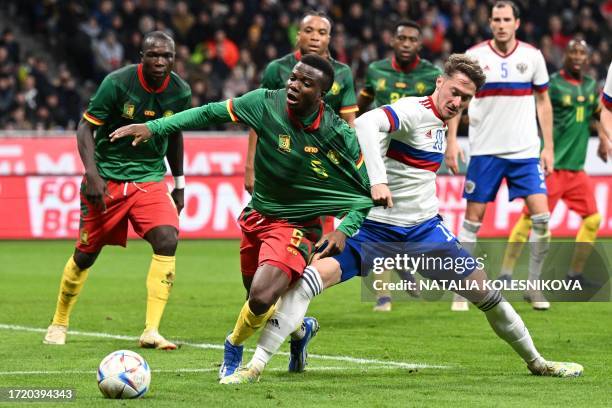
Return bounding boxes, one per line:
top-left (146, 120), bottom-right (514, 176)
top-left (250, 266), bottom-right (323, 368)
top-left (528, 213), bottom-right (550, 282)
top-left (477, 291), bottom-right (541, 363)
top-left (458, 219), bottom-right (481, 255)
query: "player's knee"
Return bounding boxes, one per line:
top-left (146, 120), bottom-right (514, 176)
top-left (148, 226), bottom-right (178, 256)
top-left (474, 289), bottom-right (503, 311)
top-left (73, 250), bottom-right (98, 269)
top-left (530, 213), bottom-right (550, 237)
top-left (248, 291), bottom-right (277, 316)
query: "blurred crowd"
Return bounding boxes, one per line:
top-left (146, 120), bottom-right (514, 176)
top-left (0, 0), bottom-right (610, 131)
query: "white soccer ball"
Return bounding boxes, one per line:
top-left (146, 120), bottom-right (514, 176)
top-left (97, 350), bottom-right (151, 399)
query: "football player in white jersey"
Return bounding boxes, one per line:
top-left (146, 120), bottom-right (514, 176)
top-left (446, 1), bottom-right (554, 311)
top-left (221, 54), bottom-right (583, 384)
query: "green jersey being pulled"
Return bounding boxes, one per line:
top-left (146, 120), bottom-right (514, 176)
top-left (261, 51), bottom-right (358, 116)
top-left (146, 89), bottom-right (373, 236)
top-left (548, 70), bottom-right (600, 170)
top-left (361, 56), bottom-right (441, 107)
top-left (83, 64), bottom-right (192, 181)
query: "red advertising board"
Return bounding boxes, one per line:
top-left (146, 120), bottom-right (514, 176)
top-left (1, 136), bottom-right (612, 239)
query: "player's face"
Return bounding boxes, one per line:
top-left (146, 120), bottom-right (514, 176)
top-left (489, 5), bottom-right (519, 44)
top-left (141, 40), bottom-right (175, 82)
top-left (286, 62), bottom-right (325, 114)
top-left (564, 42), bottom-right (588, 76)
top-left (297, 16), bottom-right (331, 56)
top-left (391, 26), bottom-right (421, 65)
top-left (434, 72), bottom-right (477, 120)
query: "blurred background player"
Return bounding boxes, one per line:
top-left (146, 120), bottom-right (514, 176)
top-left (109, 54), bottom-right (373, 381)
top-left (446, 0), bottom-right (554, 311)
top-left (244, 10), bottom-right (358, 194)
top-left (499, 39), bottom-right (608, 287)
top-left (222, 54), bottom-right (583, 384)
top-left (43, 31), bottom-right (191, 350)
top-left (356, 20), bottom-right (442, 311)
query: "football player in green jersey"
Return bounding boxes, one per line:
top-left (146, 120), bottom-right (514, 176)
top-left (500, 38), bottom-right (608, 286)
top-left (245, 11), bottom-right (358, 194)
top-left (358, 20), bottom-right (442, 311)
top-left (43, 31), bottom-right (191, 350)
top-left (357, 20), bottom-right (442, 113)
top-left (110, 54), bottom-right (374, 381)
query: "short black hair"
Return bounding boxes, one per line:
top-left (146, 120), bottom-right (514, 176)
top-left (493, 1), bottom-right (520, 19)
top-left (142, 31), bottom-right (175, 52)
top-left (300, 10), bottom-right (333, 31)
top-left (395, 20), bottom-right (421, 35)
top-left (300, 54), bottom-right (335, 93)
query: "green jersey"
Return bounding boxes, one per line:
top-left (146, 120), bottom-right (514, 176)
top-left (361, 56), bottom-right (441, 107)
top-left (260, 51), bottom-right (358, 116)
top-left (83, 64), bottom-right (192, 181)
top-left (146, 89), bottom-right (373, 236)
top-left (548, 70), bottom-right (600, 170)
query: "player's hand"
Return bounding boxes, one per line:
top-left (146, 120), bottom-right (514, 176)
top-left (171, 188), bottom-right (184, 215)
top-left (540, 147), bottom-right (554, 175)
top-left (370, 183), bottom-right (393, 208)
top-left (244, 166), bottom-right (254, 194)
top-left (597, 140), bottom-right (609, 163)
top-left (109, 124), bottom-right (152, 146)
top-left (444, 142), bottom-right (465, 175)
top-left (85, 173), bottom-right (109, 212)
top-left (312, 230), bottom-right (347, 260)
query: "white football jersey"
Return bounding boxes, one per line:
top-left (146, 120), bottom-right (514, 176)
top-left (356, 96), bottom-right (447, 226)
top-left (603, 62), bottom-right (612, 110)
top-left (466, 40), bottom-right (549, 158)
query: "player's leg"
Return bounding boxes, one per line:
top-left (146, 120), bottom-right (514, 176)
top-left (221, 221), bottom-right (377, 384)
top-left (508, 159), bottom-right (550, 310)
top-left (140, 225), bottom-right (179, 350)
top-left (455, 156), bottom-right (505, 311)
top-left (220, 256), bottom-right (345, 384)
top-left (43, 249), bottom-right (99, 345)
top-left (458, 268), bottom-right (583, 377)
top-left (564, 171), bottom-right (601, 283)
top-left (129, 181), bottom-right (181, 350)
top-left (499, 212), bottom-right (532, 278)
top-left (44, 178), bottom-right (127, 345)
top-left (500, 168), bottom-right (561, 279)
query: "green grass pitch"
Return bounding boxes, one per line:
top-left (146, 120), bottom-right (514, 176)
top-left (0, 240), bottom-right (611, 407)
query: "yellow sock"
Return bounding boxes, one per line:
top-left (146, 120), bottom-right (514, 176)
top-left (51, 256), bottom-right (89, 326)
top-left (571, 213), bottom-right (601, 273)
top-left (145, 254), bottom-right (175, 332)
top-left (228, 301), bottom-right (276, 346)
top-left (501, 214), bottom-right (532, 275)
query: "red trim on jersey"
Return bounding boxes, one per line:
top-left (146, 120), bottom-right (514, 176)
top-left (559, 69), bottom-right (582, 85)
top-left (477, 88), bottom-right (534, 97)
top-left (391, 55), bottom-right (420, 73)
top-left (487, 40), bottom-right (520, 59)
top-left (294, 50), bottom-right (302, 61)
top-left (386, 150), bottom-right (442, 172)
top-left (137, 64), bottom-right (171, 94)
top-left (426, 96), bottom-right (445, 123)
top-left (287, 102), bottom-right (324, 132)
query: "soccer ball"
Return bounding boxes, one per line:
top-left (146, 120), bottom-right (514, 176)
top-left (97, 350), bottom-right (151, 399)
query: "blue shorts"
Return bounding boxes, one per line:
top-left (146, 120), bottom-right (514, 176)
top-left (463, 155), bottom-right (546, 202)
top-left (333, 216), bottom-right (478, 283)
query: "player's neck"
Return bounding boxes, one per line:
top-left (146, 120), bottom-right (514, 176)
top-left (562, 68), bottom-right (582, 82)
top-left (492, 38), bottom-right (517, 55)
top-left (143, 73), bottom-right (166, 90)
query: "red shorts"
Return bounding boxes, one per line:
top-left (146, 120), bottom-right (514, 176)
top-left (239, 208), bottom-right (322, 282)
top-left (76, 178), bottom-right (179, 253)
top-left (522, 169), bottom-right (597, 217)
